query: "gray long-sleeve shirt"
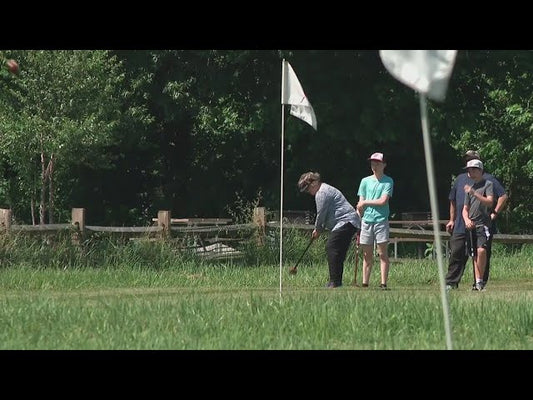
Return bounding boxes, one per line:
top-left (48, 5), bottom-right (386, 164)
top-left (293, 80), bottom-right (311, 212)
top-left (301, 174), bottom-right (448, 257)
top-left (314, 183), bottom-right (361, 232)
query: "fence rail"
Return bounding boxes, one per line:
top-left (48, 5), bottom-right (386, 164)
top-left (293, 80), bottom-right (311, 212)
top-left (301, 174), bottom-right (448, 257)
top-left (86, 226), bottom-right (162, 233)
top-left (1, 207), bottom-right (532, 260)
top-left (11, 223), bottom-right (72, 232)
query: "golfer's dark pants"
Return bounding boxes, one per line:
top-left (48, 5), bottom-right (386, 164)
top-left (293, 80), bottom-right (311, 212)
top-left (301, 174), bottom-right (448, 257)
top-left (446, 233), bottom-right (468, 286)
top-left (446, 230), bottom-right (494, 286)
top-left (326, 223), bottom-right (358, 286)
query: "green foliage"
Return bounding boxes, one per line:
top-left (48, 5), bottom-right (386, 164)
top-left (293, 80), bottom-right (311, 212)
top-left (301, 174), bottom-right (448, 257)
top-left (435, 50), bottom-right (533, 233)
top-left (0, 50), bottom-right (532, 233)
top-left (224, 190), bottom-right (263, 224)
top-left (0, 232), bottom-right (194, 270)
top-left (424, 242), bottom-right (434, 259)
top-left (0, 50), bottom-right (151, 224)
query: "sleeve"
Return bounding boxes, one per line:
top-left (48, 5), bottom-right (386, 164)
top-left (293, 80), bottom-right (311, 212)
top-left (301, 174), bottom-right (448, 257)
top-left (486, 181), bottom-right (494, 197)
top-left (314, 190), bottom-right (327, 231)
top-left (357, 178), bottom-right (365, 198)
top-left (464, 192), bottom-right (471, 208)
top-left (490, 177), bottom-right (506, 198)
top-left (385, 178), bottom-right (393, 197)
top-left (449, 178), bottom-right (458, 202)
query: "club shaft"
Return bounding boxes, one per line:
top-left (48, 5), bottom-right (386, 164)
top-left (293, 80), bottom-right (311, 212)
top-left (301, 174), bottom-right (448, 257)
top-left (353, 232), bottom-right (360, 283)
top-left (470, 229), bottom-right (476, 283)
top-left (294, 238), bottom-right (314, 268)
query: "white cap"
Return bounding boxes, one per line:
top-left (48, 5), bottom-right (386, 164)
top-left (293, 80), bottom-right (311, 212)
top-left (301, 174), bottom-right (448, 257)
top-left (368, 152), bottom-right (385, 162)
top-left (464, 159), bottom-right (483, 170)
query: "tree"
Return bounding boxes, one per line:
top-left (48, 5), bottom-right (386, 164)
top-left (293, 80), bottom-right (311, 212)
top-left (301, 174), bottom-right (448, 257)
top-left (114, 50), bottom-right (281, 218)
top-left (433, 50), bottom-right (533, 233)
top-left (0, 50), bottom-right (128, 224)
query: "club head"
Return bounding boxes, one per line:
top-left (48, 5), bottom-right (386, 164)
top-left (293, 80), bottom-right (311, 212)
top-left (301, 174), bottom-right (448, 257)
top-left (289, 267), bottom-right (298, 275)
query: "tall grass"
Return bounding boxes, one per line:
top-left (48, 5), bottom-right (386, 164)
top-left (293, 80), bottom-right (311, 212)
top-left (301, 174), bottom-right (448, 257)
top-left (0, 233), bottom-right (531, 349)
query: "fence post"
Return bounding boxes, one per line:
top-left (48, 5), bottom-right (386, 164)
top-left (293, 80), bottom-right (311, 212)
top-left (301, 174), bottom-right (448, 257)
top-left (253, 207), bottom-right (266, 246)
top-left (0, 208), bottom-right (12, 233)
top-left (158, 210), bottom-right (171, 239)
top-left (71, 208), bottom-right (85, 245)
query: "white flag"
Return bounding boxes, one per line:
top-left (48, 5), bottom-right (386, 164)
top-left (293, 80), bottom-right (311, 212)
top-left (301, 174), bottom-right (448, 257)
top-left (379, 50), bottom-right (457, 102)
top-left (281, 60), bottom-right (317, 130)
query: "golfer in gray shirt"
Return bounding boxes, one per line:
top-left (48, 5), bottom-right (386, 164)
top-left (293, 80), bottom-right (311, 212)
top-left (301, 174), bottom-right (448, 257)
top-left (462, 159), bottom-right (494, 291)
top-left (298, 172), bottom-right (361, 288)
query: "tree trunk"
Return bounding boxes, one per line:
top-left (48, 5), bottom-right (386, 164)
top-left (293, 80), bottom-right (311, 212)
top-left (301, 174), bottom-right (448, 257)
top-left (40, 152), bottom-right (46, 225)
top-left (31, 198), bottom-right (36, 226)
top-left (48, 154), bottom-right (54, 224)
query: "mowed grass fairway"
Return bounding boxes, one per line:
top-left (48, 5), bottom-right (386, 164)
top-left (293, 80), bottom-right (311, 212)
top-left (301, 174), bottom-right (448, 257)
top-left (1, 245), bottom-right (531, 350)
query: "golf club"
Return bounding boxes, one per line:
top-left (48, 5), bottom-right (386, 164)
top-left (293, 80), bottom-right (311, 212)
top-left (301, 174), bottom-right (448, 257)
top-left (289, 236), bottom-right (315, 275)
top-left (469, 228), bottom-right (477, 287)
top-left (352, 231), bottom-right (361, 286)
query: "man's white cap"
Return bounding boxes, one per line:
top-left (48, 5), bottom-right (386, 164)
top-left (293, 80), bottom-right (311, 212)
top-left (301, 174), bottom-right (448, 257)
top-left (464, 159), bottom-right (483, 170)
top-left (368, 152), bottom-right (385, 162)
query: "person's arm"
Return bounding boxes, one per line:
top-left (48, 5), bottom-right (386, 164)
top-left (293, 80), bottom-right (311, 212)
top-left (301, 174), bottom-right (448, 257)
top-left (446, 200), bottom-right (456, 233)
top-left (446, 178), bottom-right (458, 233)
top-left (356, 179), bottom-right (365, 216)
top-left (491, 193), bottom-right (508, 220)
top-left (488, 176), bottom-right (508, 219)
top-left (356, 195), bottom-right (365, 216)
top-left (313, 191), bottom-right (327, 234)
top-left (464, 185), bottom-right (494, 208)
top-left (358, 180), bottom-right (392, 209)
top-left (463, 203), bottom-right (474, 230)
top-left (359, 193), bottom-right (390, 207)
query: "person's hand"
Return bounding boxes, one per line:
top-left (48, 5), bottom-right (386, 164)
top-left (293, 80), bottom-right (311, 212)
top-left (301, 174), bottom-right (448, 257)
top-left (446, 220), bottom-right (454, 234)
top-left (356, 201), bottom-right (365, 215)
top-left (465, 219), bottom-right (475, 230)
top-left (464, 184), bottom-right (473, 195)
top-left (312, 229), bottom-right (320, 239)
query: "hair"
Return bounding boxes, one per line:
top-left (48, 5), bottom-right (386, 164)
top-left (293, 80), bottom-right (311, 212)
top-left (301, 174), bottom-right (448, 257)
top-left (464, 150), bottom-right (481, 162)
top-left (298, 172), bottom-right (321, 192)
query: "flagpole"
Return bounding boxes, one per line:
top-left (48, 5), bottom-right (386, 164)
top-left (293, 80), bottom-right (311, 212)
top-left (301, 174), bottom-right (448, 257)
top-left (279, 60), bottom-right (287, 295)
top-left (419, 93), bottom-right (453, 350)
top-left (279, 59), bottom-right (316, 295)
top-left (280, 106), bottom-right (285, 295)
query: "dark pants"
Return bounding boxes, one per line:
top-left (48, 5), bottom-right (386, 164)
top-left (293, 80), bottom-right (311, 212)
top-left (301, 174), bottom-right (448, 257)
top-left (446, 228), bottom-right (494, 287)
top-left (326, 223), bottom-right (358, 286)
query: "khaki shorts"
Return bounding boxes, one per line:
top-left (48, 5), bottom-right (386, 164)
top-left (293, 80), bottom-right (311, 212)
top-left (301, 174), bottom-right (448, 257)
top-left (359, 220), bottom-right (389, 246)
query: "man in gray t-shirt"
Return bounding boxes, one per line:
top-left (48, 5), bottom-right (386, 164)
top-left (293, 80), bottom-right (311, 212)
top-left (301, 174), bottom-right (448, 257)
top-left (298, 171), bottom-right (361, 288)
top-left (445, 150), bottom-right (508, 290)
top-left (464, 179), bottom-right (493, 228)
top-left (462, 159), bottom-right (494, 291)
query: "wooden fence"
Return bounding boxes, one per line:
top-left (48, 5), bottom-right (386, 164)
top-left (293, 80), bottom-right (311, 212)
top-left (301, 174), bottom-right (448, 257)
top-left (1, 207), bottom-right (532, 260)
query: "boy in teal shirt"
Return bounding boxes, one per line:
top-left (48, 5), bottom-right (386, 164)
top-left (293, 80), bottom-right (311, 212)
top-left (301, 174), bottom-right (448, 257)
top-left (357, 152), bottom-right (394, 290)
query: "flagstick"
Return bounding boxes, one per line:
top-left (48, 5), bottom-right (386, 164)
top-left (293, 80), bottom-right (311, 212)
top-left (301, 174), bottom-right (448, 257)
top-left (419, 93), bottom-right (453, 350)
top-left (279, 105), bottom-right (285, 296)
top-left (279, 60), bottom-right (287, 296)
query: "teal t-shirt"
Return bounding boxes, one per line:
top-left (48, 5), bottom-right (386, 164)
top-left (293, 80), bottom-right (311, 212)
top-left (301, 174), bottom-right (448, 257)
top-left (357, 174), bottom-right (394, 223)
